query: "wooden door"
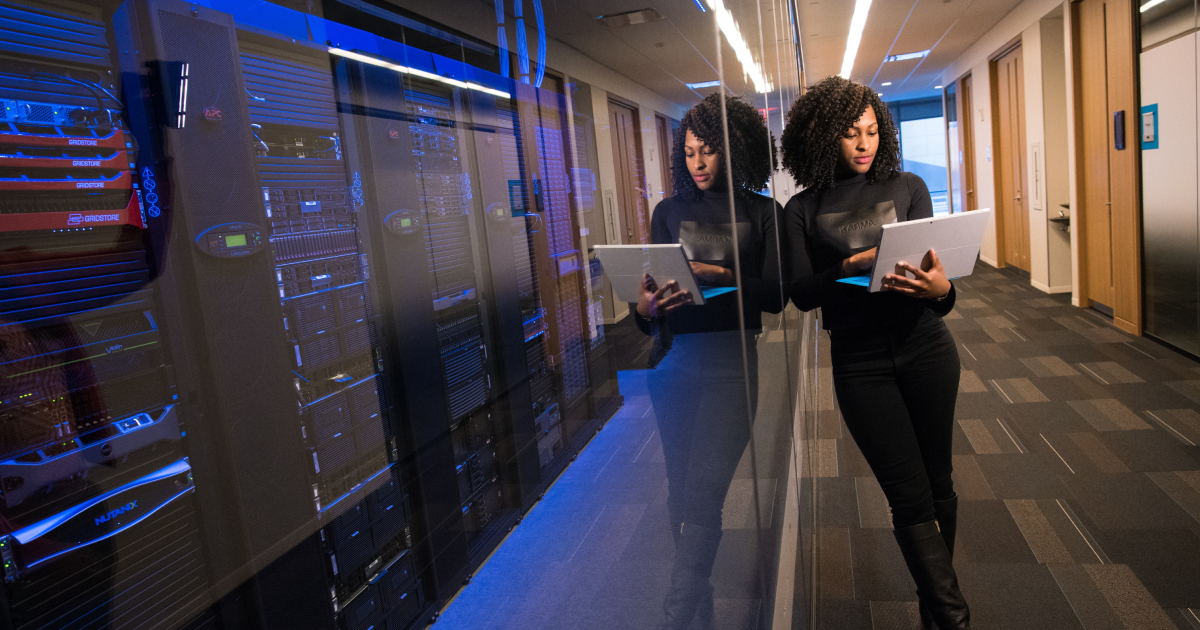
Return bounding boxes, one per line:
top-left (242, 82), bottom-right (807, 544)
top-left (1076, 0), bottom-right (1142, 321)
top-left (959, 75), bottom-right (977, 212)
top-left (993, 45), bottom-right (1031, 272)
top-left (608, 101), bottom-right (649, 244)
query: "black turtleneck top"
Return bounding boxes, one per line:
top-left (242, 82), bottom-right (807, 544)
top-left (634, 188), bottom-right (784, 335)
top-left (783, 171), bottom-right (956, 330)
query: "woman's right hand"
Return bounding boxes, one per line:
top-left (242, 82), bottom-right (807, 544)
top-left (636, 273), bottom-right (693, 318)
top-left (841, 247), bottom-right (877, 277)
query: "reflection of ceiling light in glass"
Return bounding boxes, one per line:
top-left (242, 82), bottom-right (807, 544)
top-left (935, 85), bottom-right (943, 89)
top-left (885, 50), bottom-right (930, 63)
top-left (1140, 0), bottom-right (1167, 11)
top-left (686, 80), bottom-right (722, 89)
top-left (881, 82), bottom-right (891, 86)
top-left (328, 48), bottom-right (511, 99)
top-left (840, 0), bottom-right (872, 79)
top-left (704, 0), bottom-right (773, 93)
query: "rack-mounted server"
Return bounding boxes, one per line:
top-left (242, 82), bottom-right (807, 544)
top-left (0, 1), bottom-right (211, 629)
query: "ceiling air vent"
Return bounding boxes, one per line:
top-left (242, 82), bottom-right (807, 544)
top-left (598, 8), bottom-right (664, 28)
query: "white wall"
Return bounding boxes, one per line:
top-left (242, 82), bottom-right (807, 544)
top-left (1040, 13), bottom-right (1072, 291)
top-left (1023, 21), bottom-right (1050, 288)
top-left (969, 58), bottom-right (999, 267)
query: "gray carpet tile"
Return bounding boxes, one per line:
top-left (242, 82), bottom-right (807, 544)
top-left (814, 263), bottom-right (1200, 630)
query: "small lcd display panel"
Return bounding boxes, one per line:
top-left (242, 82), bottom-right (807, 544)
top-left (225, 233), bottom-right (248, 247)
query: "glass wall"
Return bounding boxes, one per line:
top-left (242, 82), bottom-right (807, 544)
top-left (0, 0), bottom-right (815, 629)
top-left (945, 83), bottom-right (964, 214)
top-left (889, 98), bottom-right (950, 216)
top-left (1140, 0), bottom-right (1199, 355)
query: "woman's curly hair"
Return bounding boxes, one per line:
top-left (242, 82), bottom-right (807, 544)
top-left (672, 93), bottom-right (774, 201)
top-left (780, 76), bottom-right (901, 192)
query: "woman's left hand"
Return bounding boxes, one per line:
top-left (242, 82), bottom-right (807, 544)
top-left (689, 261), bottom-right (734, 286)
top-left (882, 249), bottom-right (952, 299)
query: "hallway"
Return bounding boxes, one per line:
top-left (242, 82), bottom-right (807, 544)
top-left (812, 264), bottom-right (1200, 630)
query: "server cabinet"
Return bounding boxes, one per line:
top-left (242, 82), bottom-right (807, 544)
top-left (227, 29), bottom-right (428, 630)
top-left (119, 4), bottom-right (430, 627)
top-left (335, 54), bottom-right (546, 597)
top-left (0, 0), bottom-right (211, 628)
top-left (511, 83), bottom-right (601, 455)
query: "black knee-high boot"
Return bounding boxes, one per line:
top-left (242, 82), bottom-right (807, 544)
top-left (662, 523), bottom-right (721, 630)
top-left (894, 520), bottom-right (971, 630)
top-left (920, 495), bottom-right (959, 629)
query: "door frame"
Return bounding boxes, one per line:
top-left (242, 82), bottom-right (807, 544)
top-left (955, 73), bottom-right (977, 214)
top-left (654, 113), bottom-right (677, 200)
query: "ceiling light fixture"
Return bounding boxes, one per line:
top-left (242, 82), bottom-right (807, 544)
top-left (686, 80), bottom-right (722, 89)
top-left (1140, 0), bottom-right (1167, 11)
top-left (598, 8), bottom-right (663, 27)
top-left (329, 48), bottom-right (511, 99)
top-left (881, 82), bottom-right (892, 86)
top-left (704, 0), bottom-right (773, 93)
top-left (935, 85), bottom-right (943, 89)
top-left (839, 0), bottom-right (873, 79)
top-left (885, 50), bottom-right (930, 63)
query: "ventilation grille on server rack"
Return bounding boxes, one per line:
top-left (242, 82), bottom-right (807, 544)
top-left (536, 122), bottom-right (575, 257)
top-left (0, 0), bottom-right (111, 67)
top-left (239, 44), bottom-right (339, 129)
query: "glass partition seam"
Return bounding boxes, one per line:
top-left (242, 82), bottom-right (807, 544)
top-left (714, 9), bottom-right (775, 622)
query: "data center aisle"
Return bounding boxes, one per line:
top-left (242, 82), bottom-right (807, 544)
top-left (435, 325), bottom-right (794, 630)
top-left (811, 264), bottom-right (1200, 630)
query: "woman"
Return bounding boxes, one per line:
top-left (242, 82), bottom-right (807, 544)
top-left (780, 76), bottom-right (970, 630)
top-left (634, 93), bottom-right (782, 630)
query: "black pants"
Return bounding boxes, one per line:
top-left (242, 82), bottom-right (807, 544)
top-left (830, 311), bottom-right (960, 528)
top-left (649, 330), bottom-right (758, 530)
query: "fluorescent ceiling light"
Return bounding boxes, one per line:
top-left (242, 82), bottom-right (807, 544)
top-left (686, 80), bottom-right (722, 89)
top-left (329, 48), bottom-right (511, 99)
top-left (704, 0), bottom-right (773, 93)
top-left (839, 0), bottom-right (872, 79)
top-left (881, 82), bottom-right (891, 86)
top-left (935, 85), bottom-right (943, 89)
top-left (885, 50), bottom-right (929, 63)
top-left (1140, 0), bottom-right (1167, 10)
top-left (598, 8), bottom-right (663, 28)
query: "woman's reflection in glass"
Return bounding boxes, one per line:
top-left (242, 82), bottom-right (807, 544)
top-left (633, 94), bottom-right (782, 630)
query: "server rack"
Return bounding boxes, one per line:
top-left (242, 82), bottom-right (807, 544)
top-left (230, 31), bottom-right (429, 630)
top-left (564, 92), bottom-right (621, 429)
top-left (511, 83), bottom-right (615, 457)
top-left (335, 53), bottom-right (546, 598)
top-left (0, 1), bottom-right (211, 628)
top-left (0, 0), bottom-right (626, 626)
top-left (120, 5), bottom-right (433, 626)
